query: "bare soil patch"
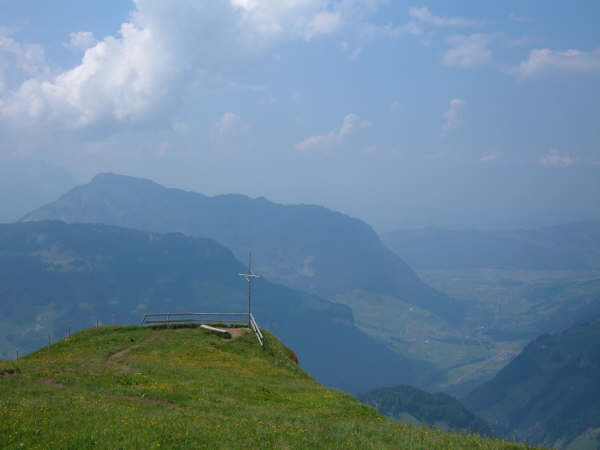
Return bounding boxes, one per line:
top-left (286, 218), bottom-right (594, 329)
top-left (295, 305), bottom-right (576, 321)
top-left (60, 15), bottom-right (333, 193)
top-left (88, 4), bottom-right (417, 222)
top-left (112, 394), bottom-right (176, 409)
top-left (38, 378), bottom-right (65, 388)
top-left (106, 345), bottom-right (139, 373)
top-left (228, 328), bottom-right (250, 339)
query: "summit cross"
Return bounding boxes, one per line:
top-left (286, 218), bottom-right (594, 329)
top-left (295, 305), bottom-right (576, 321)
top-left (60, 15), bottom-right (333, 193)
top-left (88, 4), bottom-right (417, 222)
top-left (239, 253), bottom-right (261, 326)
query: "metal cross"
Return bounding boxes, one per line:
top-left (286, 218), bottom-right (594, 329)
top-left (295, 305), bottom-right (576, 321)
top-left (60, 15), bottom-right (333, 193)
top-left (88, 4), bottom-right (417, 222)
top-left (239, 253), bottom-right (261, 326)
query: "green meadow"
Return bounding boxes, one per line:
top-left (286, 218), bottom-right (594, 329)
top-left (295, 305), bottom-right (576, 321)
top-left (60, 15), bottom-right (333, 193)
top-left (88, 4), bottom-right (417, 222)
top-left (0, 325), bottom-right (537, 449)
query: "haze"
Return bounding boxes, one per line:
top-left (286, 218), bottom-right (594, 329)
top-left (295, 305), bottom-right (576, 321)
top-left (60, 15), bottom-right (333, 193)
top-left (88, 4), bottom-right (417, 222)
top-left (1, 1), bottom-right (599, 231)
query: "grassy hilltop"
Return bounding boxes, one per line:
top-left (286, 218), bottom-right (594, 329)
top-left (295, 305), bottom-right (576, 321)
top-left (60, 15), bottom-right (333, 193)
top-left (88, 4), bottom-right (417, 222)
top-left (0, 326), bottom-right (532, 449)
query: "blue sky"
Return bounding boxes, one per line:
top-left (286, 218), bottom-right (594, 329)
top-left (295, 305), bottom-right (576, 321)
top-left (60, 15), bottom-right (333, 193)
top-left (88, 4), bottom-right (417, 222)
top-left (1, 1), bottom-right (599, 230)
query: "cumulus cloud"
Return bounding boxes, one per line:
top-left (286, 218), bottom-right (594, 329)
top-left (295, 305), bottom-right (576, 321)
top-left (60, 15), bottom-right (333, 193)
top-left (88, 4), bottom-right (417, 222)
top-left (539, 149), bottom-right (574, 168)
top-left (1, 20), bottom-right (175, 129)
top-left (230, 0), bottom-right (344, 41)
top-left (443, 34), bottom-right (491, 68)
top-left (515, 48), bottom-right (600, 78)
top-left (295, 113), bottom-right (364, 151)
top-left (64, 32), bottom-right (97, 51)
top-left (0, 0), bottom-right (363, 132)
top-left (442, 98), bottom-right (465, 135)
top-left (216, 112), bottom-right (241, 135)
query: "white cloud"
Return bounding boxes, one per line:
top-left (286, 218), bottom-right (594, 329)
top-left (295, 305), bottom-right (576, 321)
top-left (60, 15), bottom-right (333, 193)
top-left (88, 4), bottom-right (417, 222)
top-left (515, 48), bottom-right (600, 78)
top-left (509, 13), bottom-right (533, 23)
top-left (259, 94), bottom-right (277, 105)
top-left (0, 0), bottom-right (364, 132)
top-left (216, 112), bottom-right (240, 135)
top-left (0, 32), bottom-right (45, 75)
top-left (443, 34), bottom-right (491, 68)
top-left (64, 32), bottom-right (97, 51)
top-left (295, 113), bottom-right (363, 151)
top-left (305, 11), bottom-right (342, 39)
top-left (230, 0), bottom-right (342, 41)
top-left (2, 20), bottom-right (175, 129)
top-left (155, 141), bottom-right (172, 157)
top-left (408, 7), bottom-right (474, 27)
top-left (341, 5), bottom-right (474, 56)
top-left (357, 22), bottom-right (406, 40)
top-left (390, 100), bottom-right (400, 111)
top-left (355, 6), bottom-right (474, 48)
top-left (480, 152), bottom-right (500, 163)
top-left (442, 98), bottom-right (465, 135)
top-left (539, 149), bottom-right (574, 168)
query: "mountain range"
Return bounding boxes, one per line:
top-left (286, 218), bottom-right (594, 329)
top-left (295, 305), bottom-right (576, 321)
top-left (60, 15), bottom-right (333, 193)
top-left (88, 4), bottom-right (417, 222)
top-left (0, 220), bottom-right (416, 394)
top-left (21, 173), bottom-right (464, 323)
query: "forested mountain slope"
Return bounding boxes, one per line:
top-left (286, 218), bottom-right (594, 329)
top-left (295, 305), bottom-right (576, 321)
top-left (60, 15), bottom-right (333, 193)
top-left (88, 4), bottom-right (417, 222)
top-left (359, 384), bottom-right (493, 437)
top-left (464, 319), bottom-right (600, 449)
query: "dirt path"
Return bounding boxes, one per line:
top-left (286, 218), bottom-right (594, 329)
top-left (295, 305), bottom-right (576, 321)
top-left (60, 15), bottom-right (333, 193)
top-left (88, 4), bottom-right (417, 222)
top-left (228, 328), bottom-right (250, 339)
top-left (37, 378), bottom-right (65, 388)
top-left (106, 345), bottom-right (139, 373)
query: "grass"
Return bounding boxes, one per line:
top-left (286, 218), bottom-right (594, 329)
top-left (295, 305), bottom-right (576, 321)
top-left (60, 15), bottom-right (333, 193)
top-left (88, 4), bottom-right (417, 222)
top-left (1, 325), bottom-right (538, 449)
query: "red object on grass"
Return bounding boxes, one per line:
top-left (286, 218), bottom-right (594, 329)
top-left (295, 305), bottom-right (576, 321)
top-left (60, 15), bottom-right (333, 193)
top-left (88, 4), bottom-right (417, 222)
top-left (290, 350), bottom-right (298, 364)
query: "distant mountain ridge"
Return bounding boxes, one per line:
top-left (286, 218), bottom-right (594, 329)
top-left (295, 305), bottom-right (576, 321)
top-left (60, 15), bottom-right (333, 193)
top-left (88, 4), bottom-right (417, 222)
top-left (464, 318), bottom-right (600, 448)
top-left (382, 224), bottom-right (600, 270)
top-left (21, 173), bottom-right (464, 322)
top-left (0, 220), bottom-right (417, 394)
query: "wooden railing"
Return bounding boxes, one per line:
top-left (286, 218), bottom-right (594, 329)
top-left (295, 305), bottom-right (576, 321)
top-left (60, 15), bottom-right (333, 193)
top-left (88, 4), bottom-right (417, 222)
top-left (140, 312), bottom-right (264, 347)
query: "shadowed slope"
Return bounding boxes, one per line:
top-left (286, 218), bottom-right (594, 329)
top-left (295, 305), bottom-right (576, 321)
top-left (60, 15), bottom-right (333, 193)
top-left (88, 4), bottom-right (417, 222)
top-left (464, 319), bottom-right (600, 448)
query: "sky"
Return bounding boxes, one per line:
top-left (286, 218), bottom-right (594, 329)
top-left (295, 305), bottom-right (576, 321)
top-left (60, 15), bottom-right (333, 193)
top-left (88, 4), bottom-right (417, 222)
top-left (1, 1), bottom-right (599, 231)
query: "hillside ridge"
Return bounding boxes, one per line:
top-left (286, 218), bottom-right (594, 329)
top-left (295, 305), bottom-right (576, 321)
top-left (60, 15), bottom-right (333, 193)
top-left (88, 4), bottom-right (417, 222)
top-left (0, 325), bottom-right (534, 449)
